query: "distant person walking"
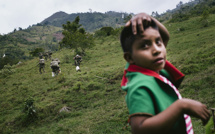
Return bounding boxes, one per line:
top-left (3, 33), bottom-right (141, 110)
top-left (50, 58), bottom-right (60, 77)
top-left (73, 54), bottom-right (82, 66)
top-left (73, 54), bottom-right (82, 72)
top-left (54, 58), bottom-right (61, 73)
top-left (38, 58), bottom-right (45, 74)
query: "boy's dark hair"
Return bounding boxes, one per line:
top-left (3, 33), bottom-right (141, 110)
top-left (120, 19), bottom-right (158, 53)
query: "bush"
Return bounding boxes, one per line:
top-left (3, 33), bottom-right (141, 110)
top-left (94, 27), bottom-right (114, 37)
top-left (29, 47), bottom-right (44, 57)
top-left (23, 97), bottom-right (37, 119)
top-left (201, 9), bottom-right (210, 27)
top-left (0, 64), bottom-right (15, 78)
top-left (169, 13), bottom-right (189, 23)
top-left (201, 19), bottom-right (209, 27)
top-left (111, 27), bottom-right (123, 36)
top-left (178, 27), bottom-right (185, 31)
top-left (0, 47), bottom-right (26, 69)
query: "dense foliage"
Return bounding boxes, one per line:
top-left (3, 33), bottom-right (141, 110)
top-left (0, 64), bottom-right (16, 78)
top-left (94, 27), bottom-right (114, 37)
top-left (0, 25), bottom-right (62, 69)
top-left (29, 48), bottom-right (45, 57)
top-left (59, 16), bottom-right (95, 55)
top-left (0, 47), bottom-right (26, 69)
top-left (156, 0), bottom-right (215, 23)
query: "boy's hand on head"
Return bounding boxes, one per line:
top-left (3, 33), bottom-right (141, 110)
top-left (125, 12), bottom-right (151, 35)
top-left (180, 98), bottom-right (211, 125)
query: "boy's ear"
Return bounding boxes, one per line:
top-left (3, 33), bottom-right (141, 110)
top-left (124, 52), bottom-right (134, 64)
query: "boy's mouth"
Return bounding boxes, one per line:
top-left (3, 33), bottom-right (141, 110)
top-left (154, 58), bottom-right (164, 64)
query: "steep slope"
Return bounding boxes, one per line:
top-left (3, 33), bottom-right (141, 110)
top-left (1, 14), bottom-right (215, 134)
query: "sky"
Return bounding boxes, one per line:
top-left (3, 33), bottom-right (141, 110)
top-left (0, 0), bottom-right (191, 35)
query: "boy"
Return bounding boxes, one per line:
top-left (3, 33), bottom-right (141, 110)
top-left (120, 12), bottom-right (210, 134)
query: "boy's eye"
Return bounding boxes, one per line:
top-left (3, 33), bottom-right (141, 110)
top-left (156, 40), bottom-right (160, 44)
top-left (140, 43), bottom-right (149, 48)
top-left (156, 39), bottom-right (162, 45)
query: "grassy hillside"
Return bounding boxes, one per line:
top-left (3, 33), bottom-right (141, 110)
top-left (1, 14), bottom-right (215, 134)
top-left (166, 14), bottom-right (215, 133)
top-left (12, 25), bottom-right (63, 51)
top-left (0, 25), bottom-right (63, 69)
top-left (0, 25), bottom-right (62, 55)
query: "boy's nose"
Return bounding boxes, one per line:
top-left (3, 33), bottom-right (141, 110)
top-left (152, 44), bottom-right (161, 56)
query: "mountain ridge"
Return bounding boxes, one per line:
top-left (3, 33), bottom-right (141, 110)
top-left (41, 11), bottom-right (69, 24)
top-left (40, 11), bottom-right (130, 32)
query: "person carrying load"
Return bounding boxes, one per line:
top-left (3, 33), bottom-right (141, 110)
top-left (50, 58), bottom-right (60, 77)
top-left (73, 54), bottom-right (82, 66)
top-left (38, 58), bottom-right (45, 74)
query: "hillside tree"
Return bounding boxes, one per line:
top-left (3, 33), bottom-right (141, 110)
top-left (0, 47), bottom-right (25, 69)
top-left (124, 14), bottom-right (133, 23)
top-left (59, 16), bottom-right (94, 55)
top-left (29, 47), bottom-right (45, 57)
top-left (201, 9), bottom-right (209, 27)
top-left (151, 11), bottom-right (160, 18)
top-left (176, 1), bottom-right (183, 8)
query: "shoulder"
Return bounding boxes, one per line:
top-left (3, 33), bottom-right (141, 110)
top-left (124, 71), bottom-right (172, 97)
top-left (126, 72), bottom-right (157, 88)
top-left (122, 72), bottom-right (161, 96)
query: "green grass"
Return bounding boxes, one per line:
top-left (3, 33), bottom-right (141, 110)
top-left (1, 14), bottom-right (215, 134)
top-left (1, 25), bottom-right (62, 55)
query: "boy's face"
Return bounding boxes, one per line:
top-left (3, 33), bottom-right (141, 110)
top-left (127, 27), bottom-right (166, 73)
